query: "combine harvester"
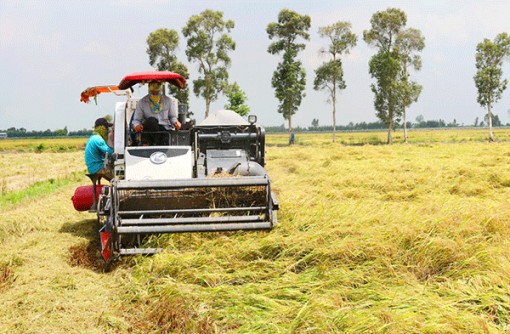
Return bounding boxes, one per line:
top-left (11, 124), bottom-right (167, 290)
top-left (74, 71), bottom-right (278, 263)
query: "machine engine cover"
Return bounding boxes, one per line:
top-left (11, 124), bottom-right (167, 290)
top-left (125, 146), bottom-right (192, 180)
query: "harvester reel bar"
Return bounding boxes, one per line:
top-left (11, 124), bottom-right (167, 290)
top-left (118, 206), bottom-right (268, 216)
top-left (117, 222), bottom-right (272, 234)
top-left (115, 176), bottom-right (270, 190)
top-left (120, 215), bottom-right (265, 226)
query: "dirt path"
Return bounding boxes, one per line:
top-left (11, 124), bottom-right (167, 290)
top-left (0, 183), bottom-right (131, 333)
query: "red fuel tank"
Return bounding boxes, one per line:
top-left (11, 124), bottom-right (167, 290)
top-left (71, 185), bottom-right (103, 211)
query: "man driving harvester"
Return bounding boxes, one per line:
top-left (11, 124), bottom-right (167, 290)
top-left (132, 80), bottom-right (181, 145)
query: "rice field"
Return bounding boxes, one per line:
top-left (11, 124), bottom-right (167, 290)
top-left (1, 129), bottom-right (510, 333)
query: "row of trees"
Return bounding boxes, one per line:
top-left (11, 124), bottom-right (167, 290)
top-left (0, 127), bottom-right (93, 138)
top-left (146, 8), bottom-right (426, 144)
top-left (147, 10), bottom-right (250, 118)
top-left (147, 7), bottom-right (510, 145)
top-left (265, 113), bottom-right (507, 133)
top-left (1, 113), bottom-right (506, 138)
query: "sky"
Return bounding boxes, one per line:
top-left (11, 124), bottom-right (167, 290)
top-left (1, 0), bottom-right (510, 131)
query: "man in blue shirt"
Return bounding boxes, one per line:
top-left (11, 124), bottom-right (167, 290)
top-left (85, 118), bottom-right (114, 180)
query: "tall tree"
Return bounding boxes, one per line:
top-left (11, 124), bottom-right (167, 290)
top-left (182, 10), bottom-right (235, 118)
top-left (364, 8), bottom-right (407, 144)
top-left (224, 82), bottom-right (250, 116)
top-left (267, 9), bottom-right (311, 132)
top-left (314, 21), bottom-right (357, 143)
top-left (146, 28), bottom-right (190, 109)
top-left (474, 32), bottom-right (510, 141)
top-left (395, 27), bottom-right (425, 143)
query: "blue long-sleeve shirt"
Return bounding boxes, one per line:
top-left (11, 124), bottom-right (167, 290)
top-left (84, 134), bottom-right (113, 174)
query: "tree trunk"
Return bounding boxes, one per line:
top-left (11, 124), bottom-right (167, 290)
top-left (488, 102), bottom-right (494, 142)
top-left (332, 87), bottom-right (337, 143)
top-left (288, 116), bottom-right (293, 145)
top-left (387, 95), bottom-right (393, 145)
top-left (403, 108), bottom-right (408, 143)
top-left (205, 98), bottom-right (210, 118)
top-left (387, 118), bottom-right (393, 144)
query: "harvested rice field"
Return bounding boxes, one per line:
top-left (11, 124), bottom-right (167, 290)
top-left (1, 130), bottom-right (510, 333)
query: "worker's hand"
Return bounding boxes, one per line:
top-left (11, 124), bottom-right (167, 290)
top-left (134, 124), bottom-right (143, 133)
top-left (173, 120), bottom-right (181, 131)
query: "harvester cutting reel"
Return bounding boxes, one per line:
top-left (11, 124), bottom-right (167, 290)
top-left (96, 176), bottom-right (278, 264)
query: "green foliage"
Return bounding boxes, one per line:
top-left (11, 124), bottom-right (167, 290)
top-left (314, 59), bottom-right (346, 96)
top-left (267, 9), bottom-right (311, 56)
top-left (146, 28), bottom-right (190, 107)
top-left (182, 9), bottom-right (235, 117)
top-left (368, 50), bottom-right (402, 124)
top-left (54, 126), bottom-right (68, 137)
top-left (363, 8), bottom-right (407, 52)
top-left (271, 56), bottom-right (307, 124)
top-left (1, 127), bottom-right (84, 138)
top-left (396, 28), bottom-right (425, 72)
top-left (169, 61), bottom-right (190, 109)
top-left (224, 82), bottom-right (250, 116)
top-left (146, 28), bottom-right (179, 70)
top-left (395, 28), bottom-right (425, 142)
top-left (267, 9), bottom-right (311, 131)
top-left (364, 8), bottom-right (424, 144)
top-left (34, 143), bottom-right (46, 153)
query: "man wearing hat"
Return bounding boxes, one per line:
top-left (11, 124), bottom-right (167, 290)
top-left (132, 80), bottom-right (181, 145)
top-left (84, 117), bottom-right (114, 180)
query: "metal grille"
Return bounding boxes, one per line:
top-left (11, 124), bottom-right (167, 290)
top-left (117, 185), bottom-right (267, 217)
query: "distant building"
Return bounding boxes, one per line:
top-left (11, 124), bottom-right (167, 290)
top-left (0, 133), bottom-right (7, 139)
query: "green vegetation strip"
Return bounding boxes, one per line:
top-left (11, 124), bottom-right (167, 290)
top-left (0, 172), bottom-right (82, 210)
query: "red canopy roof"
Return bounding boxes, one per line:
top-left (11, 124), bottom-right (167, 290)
top-left (117, 71), bottom-right (186, 90)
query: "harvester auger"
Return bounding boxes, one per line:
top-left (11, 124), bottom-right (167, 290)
top-left (73, 71), bottom-right (278, 263)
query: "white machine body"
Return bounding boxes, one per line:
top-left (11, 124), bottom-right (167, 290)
top-left (124, 146), bottom-right (193, 180)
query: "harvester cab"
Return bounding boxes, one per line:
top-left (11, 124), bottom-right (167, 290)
top-left (75, 71), bottom-right (278, 263)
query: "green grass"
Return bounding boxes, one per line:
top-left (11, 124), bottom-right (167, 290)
top-left (0, 172), bottom-right (82, 210)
